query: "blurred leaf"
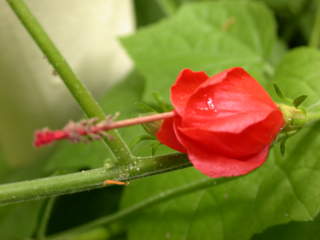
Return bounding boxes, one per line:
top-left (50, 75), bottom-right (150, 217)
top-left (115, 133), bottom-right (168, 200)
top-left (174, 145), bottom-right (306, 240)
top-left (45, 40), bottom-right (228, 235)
top-left (122, 1), bottom-right (277, 102)
top-left (134, 0), bottom-right (166, 27)
top-left (45, 71), bottom-right (145, 172)
top-left (47, 187), bottom-right (123, 235)
top-left (273, 47), bottom-right (320, 110)
top-left (253, 214), bottom-right (320, 240)
top-left (0, 201), bottom-right (43, 239)
top-left (44, 141), bottom-right (111, 172)
top-left (0, 149), bottom-right (10, 179)
top-left (298, 1), bottom-right (318, 44)
top-left (259, 0), bottom-right (306, 14)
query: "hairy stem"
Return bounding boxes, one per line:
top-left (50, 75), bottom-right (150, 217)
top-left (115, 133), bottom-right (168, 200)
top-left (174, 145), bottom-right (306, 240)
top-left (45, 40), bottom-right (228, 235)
top-left (310, 1), bottom-right (320, 48)
top-left (49, 176), bottom-right (234, 240)
top-left (34, 111), bottom-right (176, 147)
top-left (6, 0), bottom-right (132, 163)
top-left (0, 154), bottom-right (190, 206)
top-left (101, 111), bottom-right (175, 131)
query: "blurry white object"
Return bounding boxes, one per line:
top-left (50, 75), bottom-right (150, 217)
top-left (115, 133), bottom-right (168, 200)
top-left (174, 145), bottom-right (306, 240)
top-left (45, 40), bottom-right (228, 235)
top-left (0, 0), bottom-right (135, 166)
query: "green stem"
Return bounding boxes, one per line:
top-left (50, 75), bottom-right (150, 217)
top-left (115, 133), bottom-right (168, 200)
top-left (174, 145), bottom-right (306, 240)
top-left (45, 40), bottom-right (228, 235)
top-left (6, 0), bottom-right (132, 163)
top-left (309, 1), bottom-right (320, 48)
top-left (36, 197), bottom-right (56, 240)
top-left (0, 154), bottom-right (190, 206)
top-left (48, 176), bottom-right (234, 240)
top-left (51, 225), bottom-right (124, 240)
top-left (52, 228), bottom-right (113, 240)
top-left (306, 111), bottom-right (320, 123)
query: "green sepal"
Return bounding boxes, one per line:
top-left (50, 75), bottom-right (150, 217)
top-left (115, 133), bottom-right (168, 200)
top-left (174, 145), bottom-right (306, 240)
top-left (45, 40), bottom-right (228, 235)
top-left (293, 95), bottom-right (308, 108)
top-left (273, 84), bottom-right (285, 100)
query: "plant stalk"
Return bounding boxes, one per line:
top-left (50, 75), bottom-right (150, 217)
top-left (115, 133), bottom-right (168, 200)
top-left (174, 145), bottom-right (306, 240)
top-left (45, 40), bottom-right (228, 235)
top-left (0, 154), bottom-right (190, 206)
top-left (6, 0), bottom-right (132, 163)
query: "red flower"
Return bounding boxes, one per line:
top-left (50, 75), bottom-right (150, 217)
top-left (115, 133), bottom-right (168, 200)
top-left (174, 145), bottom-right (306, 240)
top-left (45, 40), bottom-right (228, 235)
top-left (157, 67), bottom-right (284, 178)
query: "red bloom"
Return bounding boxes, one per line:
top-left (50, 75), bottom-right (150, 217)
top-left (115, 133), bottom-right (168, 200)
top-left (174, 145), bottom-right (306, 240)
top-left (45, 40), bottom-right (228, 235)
top-left (34, 129), bottom-right (68, 147)
top-left (157, 67), bottom-right (284, 178)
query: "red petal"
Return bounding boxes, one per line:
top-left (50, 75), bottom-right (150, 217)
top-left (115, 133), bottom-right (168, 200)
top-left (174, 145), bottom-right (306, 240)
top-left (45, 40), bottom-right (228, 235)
top-left (178, 110), bottom-right (283, 158)
top-left (156, 116), bottom-right (186, 153)
top-left (189, 145), bottom-right (270, 178)
top-left (183, 67), bottom-right (280, 133)
top-left (175, 130), bottom-right (270, 178)
top-left (171, 69), bottom-right (209, 115)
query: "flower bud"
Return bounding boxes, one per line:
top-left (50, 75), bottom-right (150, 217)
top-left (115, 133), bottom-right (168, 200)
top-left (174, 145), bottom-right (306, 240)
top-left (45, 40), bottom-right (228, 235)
top-left (157, 67), bottom-right (284, 178)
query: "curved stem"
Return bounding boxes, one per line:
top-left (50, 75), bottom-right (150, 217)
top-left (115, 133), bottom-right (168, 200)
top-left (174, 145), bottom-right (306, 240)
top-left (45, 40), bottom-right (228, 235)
top-left (48, 176), bottom-right (234, 240)
top-left (6, 0), bottom-right (132, 163)
top-left (0, 154), bottom-right (190, 206)
top-left (309, 1), bottom-right (320, 48)
top-left (36, 197), bottom-right (56, 240)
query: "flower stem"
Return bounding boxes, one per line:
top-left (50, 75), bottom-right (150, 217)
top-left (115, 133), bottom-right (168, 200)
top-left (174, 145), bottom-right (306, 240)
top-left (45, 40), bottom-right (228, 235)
top-left (48, 176), bottom-right (234, 240)
top-left (6, 0), bottom-right (132, 163)
top-left (101, 111), bottom-right (175, 131)
top-left (309, 1), bottom-right (320, 48)
top-left (36, 197), bottom-right (57, 240)
top-left (34, 111), bottom-right (176, 147)
top-left (0, 154), bottom-right (190, 207)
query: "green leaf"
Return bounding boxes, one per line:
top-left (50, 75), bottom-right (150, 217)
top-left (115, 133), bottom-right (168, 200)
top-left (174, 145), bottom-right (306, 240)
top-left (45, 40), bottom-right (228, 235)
top-left (253, 214), bottom-right (320, 240)
top-left (120, 5), bottom-right (320, 240)
top-left (273, 47), bottom-right (320, 110)
top-left (45, 70), bottom-right (145, 172)
top-left (121, 1), bottom-right (277, 101)
top-left (121, 123), bottom-right (320, 240)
